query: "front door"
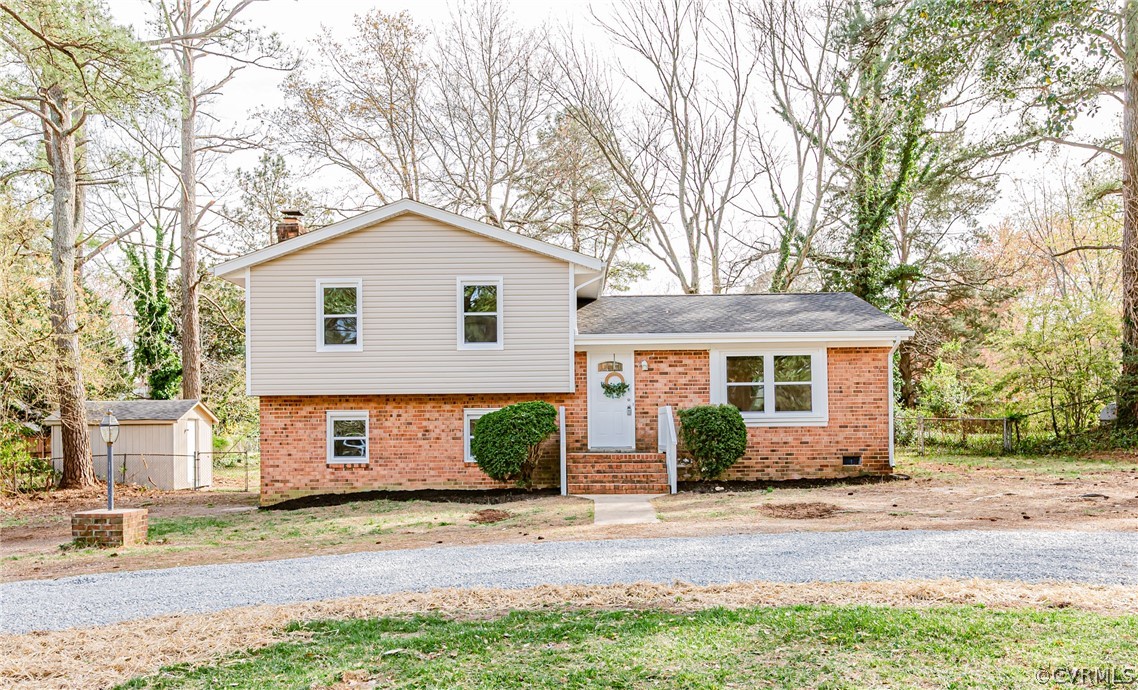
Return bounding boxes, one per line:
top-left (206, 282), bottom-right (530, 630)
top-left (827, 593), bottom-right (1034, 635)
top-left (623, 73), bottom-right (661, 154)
top-left (587, 351), bottom-right (636, 449)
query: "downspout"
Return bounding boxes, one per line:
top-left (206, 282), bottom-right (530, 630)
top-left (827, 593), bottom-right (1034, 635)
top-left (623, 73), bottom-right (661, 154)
top-left (888, 338), bottom-right (901, 468)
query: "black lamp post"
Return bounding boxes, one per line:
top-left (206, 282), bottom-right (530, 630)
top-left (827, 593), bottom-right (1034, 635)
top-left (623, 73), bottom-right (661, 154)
top-left (99, 411), bottom-right (119, 510)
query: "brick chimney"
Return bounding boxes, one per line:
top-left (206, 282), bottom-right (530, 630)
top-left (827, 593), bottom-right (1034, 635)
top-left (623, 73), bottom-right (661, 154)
top-left (275, 210), bottom-right (304, 243)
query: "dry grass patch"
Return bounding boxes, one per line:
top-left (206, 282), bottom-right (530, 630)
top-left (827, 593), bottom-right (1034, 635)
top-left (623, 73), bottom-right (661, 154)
top-left (757, 501), bottom-right (841, 519)
top-left (469, 509), bottom-right (512, 524)
top-left (5, 579), bottom-right (1138, 690)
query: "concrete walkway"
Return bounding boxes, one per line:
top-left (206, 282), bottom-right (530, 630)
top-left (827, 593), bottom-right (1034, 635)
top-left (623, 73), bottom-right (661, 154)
top-left (3, 529), bottom-right (1136, 633)
top-left (583, 494), bottom-right (662, 525)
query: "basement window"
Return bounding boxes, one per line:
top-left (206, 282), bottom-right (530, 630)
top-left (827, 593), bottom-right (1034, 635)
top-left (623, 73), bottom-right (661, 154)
top-left (327, 411), bottom-right (369, 464)
top-left (463, 408), bottom-right (500, 463)
top-left (842, 455), bottom-right (862, 466)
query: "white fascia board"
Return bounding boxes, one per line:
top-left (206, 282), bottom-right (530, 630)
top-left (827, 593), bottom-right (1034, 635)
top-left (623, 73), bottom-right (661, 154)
top-left (574, 330), bottom-right (915, 347)
top-left (211, 199), bottom-right (606, 282)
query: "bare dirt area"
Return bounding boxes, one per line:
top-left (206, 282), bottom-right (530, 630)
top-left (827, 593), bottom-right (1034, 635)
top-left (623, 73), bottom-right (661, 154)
top-left (2, 451), bottom-right (1136, 582)
top-left (653, 451), bottom-right (1138, 533)
top-left (4, 578), bottom-right (1136, 690)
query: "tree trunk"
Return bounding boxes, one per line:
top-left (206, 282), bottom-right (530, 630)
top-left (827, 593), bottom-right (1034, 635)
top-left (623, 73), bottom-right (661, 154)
top-left (46, 87), bottom-right (95, 488)
top-left (898, 343), bottom-right (917, 407)
top-left (1120, 0), bottom-right (1138, 428)
top-left (179, 33), bottom-right (202, 400)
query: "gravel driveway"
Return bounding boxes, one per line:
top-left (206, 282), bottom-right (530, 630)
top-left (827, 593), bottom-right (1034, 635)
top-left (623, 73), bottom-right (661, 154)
top-left (3, 529), bottom-right (1136, 633)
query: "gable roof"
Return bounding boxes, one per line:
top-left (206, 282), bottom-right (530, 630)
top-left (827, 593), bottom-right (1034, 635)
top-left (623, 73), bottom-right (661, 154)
top-left (43, 399), bottom-right (218, 425)
top-left (575, 293), bottom-right (911, 340)
top-left (211, 199), bottom-right (606, 283)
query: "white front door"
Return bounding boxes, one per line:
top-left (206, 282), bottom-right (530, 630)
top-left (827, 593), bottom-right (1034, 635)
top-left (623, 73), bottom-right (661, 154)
top-left (186, 419), bottom-right (198, 485)
top-left (587, 351), bottom-right (636, 449)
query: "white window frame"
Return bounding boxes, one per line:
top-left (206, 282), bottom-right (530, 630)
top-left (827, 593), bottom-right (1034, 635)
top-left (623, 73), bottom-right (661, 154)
top-left (326, 410), bottom-right (369, 464)
top-left (316, 279), bottom-right (363, 352)
top-left (463, 408), bottom-right (500, 463)
top-left (456, 276), bottom-right (504, 350)
top-left (710, 347), bottom-right (828, 426)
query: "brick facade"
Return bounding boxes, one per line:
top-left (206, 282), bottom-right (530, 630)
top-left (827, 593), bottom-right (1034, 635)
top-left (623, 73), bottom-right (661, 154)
top-left (259, 347), bottom-right (892, 504)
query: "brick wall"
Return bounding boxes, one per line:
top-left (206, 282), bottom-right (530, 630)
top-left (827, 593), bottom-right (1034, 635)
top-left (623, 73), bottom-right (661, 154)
top-left (259, 347), bottom-right (891, 504)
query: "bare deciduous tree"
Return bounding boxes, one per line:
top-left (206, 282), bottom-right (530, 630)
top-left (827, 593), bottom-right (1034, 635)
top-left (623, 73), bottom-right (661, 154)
top-left (555, 0), bottom-right (760, 294)
top-left (424, 0), bottom-right (552, 229)
top-left (744, 0), bottom-right (846, 292)
top-left (270, 10), bottom-right (427, 207)
top-left (147, 0), bottom-right (290, 401)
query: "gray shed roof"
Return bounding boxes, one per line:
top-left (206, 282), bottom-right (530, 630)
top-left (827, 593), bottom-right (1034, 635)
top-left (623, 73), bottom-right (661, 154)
top-left (576, 293), bottom-right (909, 335)
top-left (44, 399), bottom-right (216, 425)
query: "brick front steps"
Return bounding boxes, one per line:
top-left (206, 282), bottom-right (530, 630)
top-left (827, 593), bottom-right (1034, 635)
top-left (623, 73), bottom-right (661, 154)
top-left (566, 452), bottom-right (669, 494)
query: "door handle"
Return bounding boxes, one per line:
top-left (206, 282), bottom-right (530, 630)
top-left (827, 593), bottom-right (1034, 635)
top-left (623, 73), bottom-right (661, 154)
top-left (626, 405), bottom-right (632, 416)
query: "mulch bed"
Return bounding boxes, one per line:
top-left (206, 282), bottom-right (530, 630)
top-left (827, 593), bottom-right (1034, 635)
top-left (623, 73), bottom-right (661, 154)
top-left (265, 487), bottom-right (559, 511)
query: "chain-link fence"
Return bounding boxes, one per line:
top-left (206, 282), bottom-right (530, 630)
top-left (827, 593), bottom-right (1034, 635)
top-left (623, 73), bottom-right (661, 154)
top-left (29, 450), bottom-right (254, 492)
top-left (894, 413), bottom-right (1073, 455)
top-left (895, 415), bottom-right (1015, 455)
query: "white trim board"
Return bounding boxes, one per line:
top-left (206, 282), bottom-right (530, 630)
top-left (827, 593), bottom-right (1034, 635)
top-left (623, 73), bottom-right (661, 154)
top-left (212, 199), bottom-right (606, 282)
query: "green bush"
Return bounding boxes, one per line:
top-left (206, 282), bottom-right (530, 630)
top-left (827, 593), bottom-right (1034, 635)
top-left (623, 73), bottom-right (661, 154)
top-left (678, 404), bottom-right (748, 479)
top-left (0, 424), bottom-right (56, 493)
top-left (470, 401), bottom-right (559, 486)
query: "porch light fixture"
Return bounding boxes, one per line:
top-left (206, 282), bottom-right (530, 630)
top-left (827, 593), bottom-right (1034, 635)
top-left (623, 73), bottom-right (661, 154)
top-left (100, 411), bottom-right (119, 510)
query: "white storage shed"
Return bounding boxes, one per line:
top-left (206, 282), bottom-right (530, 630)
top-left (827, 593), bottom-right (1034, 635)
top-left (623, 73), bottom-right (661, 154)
top-left (45, 399), bottom-right (217, 490)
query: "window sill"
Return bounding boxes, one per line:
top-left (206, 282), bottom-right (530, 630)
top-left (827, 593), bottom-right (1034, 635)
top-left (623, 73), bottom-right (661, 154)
top-left (326, 459), bottom-right (369, 466)
top-left (741, 416), bottom-right (828, 428)
top-left (458, 343), bottom-right (504, 351)
top-left (316, 345), bottom-right (363, 353)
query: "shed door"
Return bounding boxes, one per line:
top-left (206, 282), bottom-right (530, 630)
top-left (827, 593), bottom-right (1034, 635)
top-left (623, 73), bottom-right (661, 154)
top-left (186, 419), bottom-right (198, 485)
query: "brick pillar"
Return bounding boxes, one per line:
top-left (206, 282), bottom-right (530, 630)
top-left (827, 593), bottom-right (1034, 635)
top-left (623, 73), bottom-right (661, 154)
top-left (71, 508), bottom-right (148, 547)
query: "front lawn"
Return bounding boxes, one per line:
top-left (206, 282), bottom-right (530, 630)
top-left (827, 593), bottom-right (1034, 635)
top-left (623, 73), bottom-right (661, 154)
top-left (119, 605), bottom-right (1138, 689)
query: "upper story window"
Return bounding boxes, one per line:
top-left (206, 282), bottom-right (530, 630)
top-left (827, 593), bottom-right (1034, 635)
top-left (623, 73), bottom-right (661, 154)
top-left (326, 410), bottom-right (369, 463)
top-left (712, 348), bottom-right (828, 426)
top-left (458, 277), bottom-right (503, 350)
top-left (317, 279), bottom-right (362, 351)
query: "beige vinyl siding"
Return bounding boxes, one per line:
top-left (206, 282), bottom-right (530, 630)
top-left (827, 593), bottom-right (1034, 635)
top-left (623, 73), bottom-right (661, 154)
top-left (248, 214), bottom-right (573, 394)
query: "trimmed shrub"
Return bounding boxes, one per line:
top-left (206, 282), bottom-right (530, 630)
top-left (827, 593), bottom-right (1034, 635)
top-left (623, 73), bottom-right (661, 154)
top-left (677, 404), bottom-right (748, 479)
top-left (470, 401), bottom-right (559, 486)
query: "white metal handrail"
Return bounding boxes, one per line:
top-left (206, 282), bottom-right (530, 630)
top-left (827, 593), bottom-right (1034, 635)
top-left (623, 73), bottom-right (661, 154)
top-left (657, 405), bottom-right (678, 494)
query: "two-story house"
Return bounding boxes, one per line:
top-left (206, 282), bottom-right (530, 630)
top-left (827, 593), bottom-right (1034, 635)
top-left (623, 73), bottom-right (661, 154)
top-left (213, 200), bottom-right (912, 505)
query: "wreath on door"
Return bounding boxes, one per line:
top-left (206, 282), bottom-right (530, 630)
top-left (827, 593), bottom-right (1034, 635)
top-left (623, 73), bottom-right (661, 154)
top-left (601, 371), bottom-right (630, 399)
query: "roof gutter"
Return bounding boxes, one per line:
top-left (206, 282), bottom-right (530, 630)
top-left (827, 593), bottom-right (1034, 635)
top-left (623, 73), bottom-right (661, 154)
top-left (574, 330), bottom-right (915, 346)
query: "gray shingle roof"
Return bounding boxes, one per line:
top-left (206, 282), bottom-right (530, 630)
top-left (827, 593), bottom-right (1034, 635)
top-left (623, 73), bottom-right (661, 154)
top-left (576, 293), bottom-right (908, 335)
top-left (44, 399), bottom-right (209, 424)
